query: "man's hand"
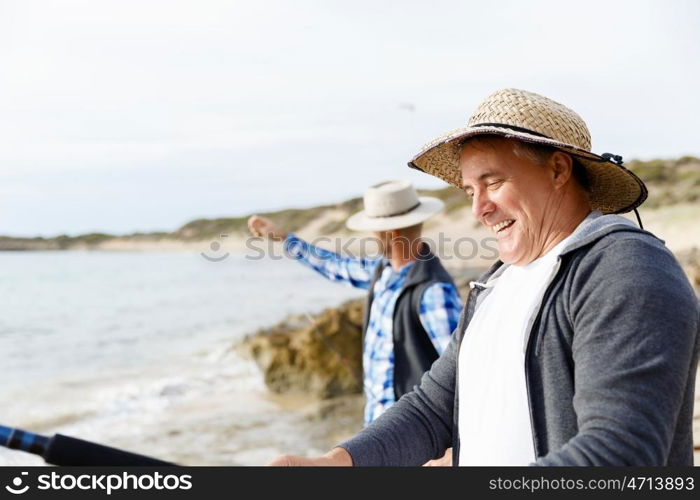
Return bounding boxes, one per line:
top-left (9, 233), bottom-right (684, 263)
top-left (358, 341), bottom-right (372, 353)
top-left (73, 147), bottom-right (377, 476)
top-left (267, 447), bottom-right (353, 466)
top-left (247, 215), bottom-right (288, 241)
top-left (423, 448), bottom-right (453, 466)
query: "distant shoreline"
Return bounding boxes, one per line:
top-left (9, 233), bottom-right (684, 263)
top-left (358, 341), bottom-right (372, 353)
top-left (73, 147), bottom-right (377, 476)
top-left (3, 157), bottom-right (699, 256)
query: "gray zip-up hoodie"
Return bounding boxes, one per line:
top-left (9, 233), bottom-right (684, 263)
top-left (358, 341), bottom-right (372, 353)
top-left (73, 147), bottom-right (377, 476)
top-left (339, 213), bottom-right (700, 466)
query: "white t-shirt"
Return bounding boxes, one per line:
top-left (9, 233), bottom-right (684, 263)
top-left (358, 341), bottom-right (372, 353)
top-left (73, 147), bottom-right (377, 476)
top-left (458, 236), bottom-right (572, 465)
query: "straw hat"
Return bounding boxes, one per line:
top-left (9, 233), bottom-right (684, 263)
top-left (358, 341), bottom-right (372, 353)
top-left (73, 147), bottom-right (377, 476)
top-left (346, 180), bottom-right (444, 232)
top-left (408, 88), bottom-right (647, 214)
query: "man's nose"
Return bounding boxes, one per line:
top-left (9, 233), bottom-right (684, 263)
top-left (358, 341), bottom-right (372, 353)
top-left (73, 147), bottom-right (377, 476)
top-left (471, 190), bottom-right (495, 221)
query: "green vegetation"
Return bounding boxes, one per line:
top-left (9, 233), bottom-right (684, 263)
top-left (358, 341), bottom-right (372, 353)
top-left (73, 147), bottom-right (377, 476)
top-left (626, 156), bottom-right (700, 208)
top-left (173, 204), bottom-right (343, 240)
top-left (55, 233), bottom-right (114, 248)
top-left (1, 156), bottom-right (697, 249)
top-left (175, 196), bottom-right (369, 240)
top-left (0, 233), bottom-right (115, 250)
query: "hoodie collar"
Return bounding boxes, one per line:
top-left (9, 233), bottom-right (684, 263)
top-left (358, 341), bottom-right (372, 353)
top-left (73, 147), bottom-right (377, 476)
top-left (475, 210), bottom-right (656, 287)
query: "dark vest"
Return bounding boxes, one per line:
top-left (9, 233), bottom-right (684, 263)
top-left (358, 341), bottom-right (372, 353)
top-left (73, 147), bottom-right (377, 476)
top-left (362, 245), bottom-right (456, 400)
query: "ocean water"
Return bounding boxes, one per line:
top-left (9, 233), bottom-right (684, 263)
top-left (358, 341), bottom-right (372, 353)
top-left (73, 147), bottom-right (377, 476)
top-left (0, 251), bottom-right (365, 465)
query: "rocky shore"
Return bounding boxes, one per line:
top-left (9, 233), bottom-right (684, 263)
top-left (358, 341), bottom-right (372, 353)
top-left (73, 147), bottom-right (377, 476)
top-left (238, 269), bottom-right (481, 398)
top-left (240, 299), bottom-right (365, 398)
top-left (239, 261), bottom-right (700, 462)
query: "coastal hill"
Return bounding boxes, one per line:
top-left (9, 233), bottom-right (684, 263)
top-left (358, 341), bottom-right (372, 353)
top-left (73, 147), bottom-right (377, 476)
top-left (2, 156), bottom-right (699, 260)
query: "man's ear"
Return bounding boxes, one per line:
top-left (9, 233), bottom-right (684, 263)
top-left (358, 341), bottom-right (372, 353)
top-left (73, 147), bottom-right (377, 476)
top-left (550, 151), bottom-right (573, 188)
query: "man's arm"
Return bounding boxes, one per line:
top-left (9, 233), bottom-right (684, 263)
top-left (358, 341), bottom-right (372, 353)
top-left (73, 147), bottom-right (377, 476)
top-left (418, 282), bottom-right (462, 355)
top-left (267, 447), bottom-right (353, 466)
top-left (535, 236), bottom-right (699, 466)
top-left (283, 234), bottom-right (380, 290)
top-left (248, 215), bottom-right (380, 290)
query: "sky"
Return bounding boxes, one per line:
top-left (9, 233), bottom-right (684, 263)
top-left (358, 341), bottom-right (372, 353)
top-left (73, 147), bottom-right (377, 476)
top-left (0, 0), bottom-right (698, 237)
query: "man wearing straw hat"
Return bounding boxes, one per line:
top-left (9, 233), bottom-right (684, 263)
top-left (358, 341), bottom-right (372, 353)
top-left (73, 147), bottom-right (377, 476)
top-left (248, 180), bottom-right (462, 430)
top-left (268, 89), bottom-right (699, 466)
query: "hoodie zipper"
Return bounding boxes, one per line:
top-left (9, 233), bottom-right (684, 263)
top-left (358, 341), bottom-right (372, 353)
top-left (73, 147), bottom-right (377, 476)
top-left (453, 279), bottom-right (490, 465)
top-left (523, 258), bottom-right (563, 459)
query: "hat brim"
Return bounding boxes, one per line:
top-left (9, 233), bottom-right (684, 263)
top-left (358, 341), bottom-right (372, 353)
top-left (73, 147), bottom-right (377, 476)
top-left (346, 197), bottom-right (445, 232)
top-left (408, 125), bottom-right (647, 215)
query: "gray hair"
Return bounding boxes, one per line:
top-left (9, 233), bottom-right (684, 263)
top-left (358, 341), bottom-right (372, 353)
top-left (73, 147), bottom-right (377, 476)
top-left (458, 135), bottom-right (591, 193)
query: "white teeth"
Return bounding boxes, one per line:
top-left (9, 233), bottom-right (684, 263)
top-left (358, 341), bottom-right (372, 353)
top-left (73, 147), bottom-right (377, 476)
top-left (491, 220), bottom-right (514, 233)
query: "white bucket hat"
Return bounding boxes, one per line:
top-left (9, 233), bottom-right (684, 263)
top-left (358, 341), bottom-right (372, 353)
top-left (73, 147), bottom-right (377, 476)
top-left (345, 180), bottom-right (444, 232)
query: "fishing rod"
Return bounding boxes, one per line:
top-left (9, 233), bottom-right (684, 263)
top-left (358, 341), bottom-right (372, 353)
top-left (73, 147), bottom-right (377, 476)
top-left (0, 425), bottom-right (175, 466)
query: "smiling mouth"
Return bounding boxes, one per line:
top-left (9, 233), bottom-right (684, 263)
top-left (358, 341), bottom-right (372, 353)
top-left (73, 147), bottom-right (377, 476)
top-left (491, 219), bottom-right (515, 234)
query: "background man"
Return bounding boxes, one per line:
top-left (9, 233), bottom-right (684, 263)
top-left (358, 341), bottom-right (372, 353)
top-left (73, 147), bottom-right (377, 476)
top-left (248, 180), bottom-right (462, 429)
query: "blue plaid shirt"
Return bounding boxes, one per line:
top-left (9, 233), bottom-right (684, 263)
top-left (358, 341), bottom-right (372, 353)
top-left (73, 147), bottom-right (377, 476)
top-left (284, 234), bottom-right (462, 425)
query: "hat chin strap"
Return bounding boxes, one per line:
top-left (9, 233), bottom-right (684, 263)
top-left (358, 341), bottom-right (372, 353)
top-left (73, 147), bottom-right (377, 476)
top-left (633, 208), bottom-right (644, 229)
